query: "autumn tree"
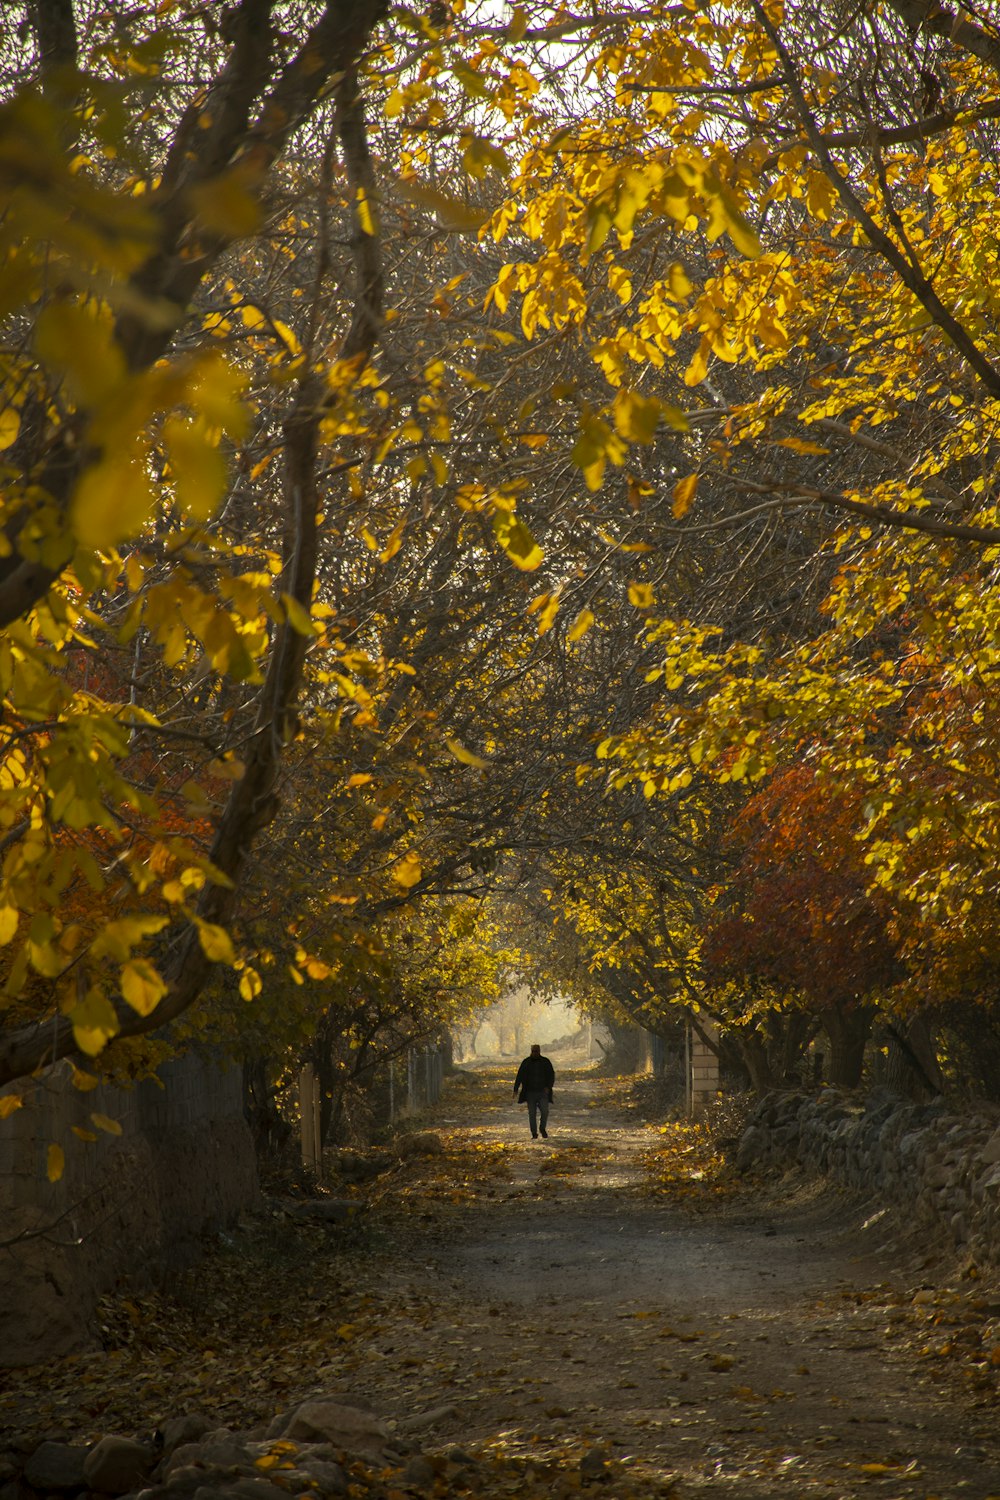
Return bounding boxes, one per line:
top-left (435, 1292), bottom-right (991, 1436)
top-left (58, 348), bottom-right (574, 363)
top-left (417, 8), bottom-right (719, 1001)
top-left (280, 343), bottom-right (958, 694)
top-left (10, 0), bottom-right (1000, 1116)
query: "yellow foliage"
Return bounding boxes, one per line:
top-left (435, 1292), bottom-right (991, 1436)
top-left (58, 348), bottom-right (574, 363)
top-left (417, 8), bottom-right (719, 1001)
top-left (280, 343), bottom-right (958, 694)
top-left (672, 474), bottom-right (699, 519)
top-left (446, 738), bottom-right (490, 769)
top-left (121, 959), bottom-right (168, 1016)
top-left (393, 851), bottom-right (423, 889)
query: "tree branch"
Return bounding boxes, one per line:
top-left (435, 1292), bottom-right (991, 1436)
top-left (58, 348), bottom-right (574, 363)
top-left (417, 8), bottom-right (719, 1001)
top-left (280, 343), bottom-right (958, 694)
top-left (751, 1), bottom-right (1000, 401)
top-left (718, 471), bottom-right (1000, 545)
top-left (0, 0), bottom-right (389, 633)
top-left (0, 43), bottom-right (387, 1088)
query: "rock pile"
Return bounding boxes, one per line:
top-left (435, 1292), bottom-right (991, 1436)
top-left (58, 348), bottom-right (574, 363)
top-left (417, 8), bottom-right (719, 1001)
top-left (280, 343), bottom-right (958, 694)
top-left (0, 1397), bottom-right (455, 1500)
top-left (0, 1399), bottom-right (635, 1500)
top-left (736, 1088), bottom-right (1000, 1262)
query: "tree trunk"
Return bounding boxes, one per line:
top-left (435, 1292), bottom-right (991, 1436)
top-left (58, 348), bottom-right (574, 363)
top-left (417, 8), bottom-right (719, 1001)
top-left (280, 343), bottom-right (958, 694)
top-left (822, 1005), bottom-right (874, 1087)
top-left (736, 1027), bottom-right (778, 1094)
top-left (881, 1014), bottom-right (945, 1099)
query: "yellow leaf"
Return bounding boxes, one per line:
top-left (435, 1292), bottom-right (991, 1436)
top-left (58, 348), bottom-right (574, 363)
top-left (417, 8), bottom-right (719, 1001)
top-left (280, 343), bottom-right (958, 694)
top-left (185, 352), bottom-right (248, 435)
top-left (568, 607), bottom-right (595, 643)
top-left (0, 408), bottom-right (20, 450)
top-left (47, 1144), bottom-right (65, 1182)
top-left (92, 915), bottom-right (170, 963)
top-left (195, 920), bottom-right (236, 965)
top-left (72, 1126), bottom-right (98, 1142)
top-left (164, 417), bottom-right (228, 520)
top-left (68, 988), bottom-right (120, 1057)
top-left (393, 851), bottom-right (423, 889)
top-left (446, 738), bottom-right (489, 769)
top-left (0, 906), bottom-right (18, 945)
top-left (397, 177), bottom-right (488, 232)
top-left (535, 592), bottom-right (561, 635)
top-left (356, 187), bottom-right (378, 236)
top-left (121, 958), bottom-right (168, 1016)
top-left (91, 1112), bottom-right (123, 1136)
top-left (347, 773), bottom-right (373, 788)
top-left (672, 474), bottom-right (699, 519)
top-left (586, 203), bottom-right (613, 256)
top-left (493, 513), bottom-right (544, 571)
top-left (667, 262), bottom-right (693, 298)
top-left (614, 390), bottom-right (661, 444)
top-left (189, 169), bottom-right (262, 237)
top-left (628, 582), bottom-right (655, 609)
top-left (73, 445), bottom-right (154, 551)
top-left (239, 965), bottom-right (262, 1002)
top-left (379, 520), bottom-right (406, 563)
top-left (70, 1064), bottom-right (99, 1092)
top-left (35, 301), bottom-right (126, 407)
top-left (858, 1464), bottom-right (896, 1475)
top-left (0, 1093), bottom-right (24, 1120)
top-left (776, 436), bottom-right (829, 455)
top-left (703, 170), bottom-right (762, 258)
top-left (281, 593), bottom-right (318, 636)
top-left (463, 135), bottom-right (510, 179)
top-left (684, 338), bottom-right (710, 387)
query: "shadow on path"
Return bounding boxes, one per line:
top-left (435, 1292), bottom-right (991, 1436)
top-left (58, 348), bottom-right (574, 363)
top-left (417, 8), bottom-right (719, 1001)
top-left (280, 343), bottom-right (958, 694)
top-left (356, 1061), bottom-right (999, 1498)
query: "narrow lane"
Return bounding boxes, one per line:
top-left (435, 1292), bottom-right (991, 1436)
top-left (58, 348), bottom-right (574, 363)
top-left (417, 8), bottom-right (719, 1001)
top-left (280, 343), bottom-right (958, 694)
top-left (350, 1065), bottom-right (1000, 1498)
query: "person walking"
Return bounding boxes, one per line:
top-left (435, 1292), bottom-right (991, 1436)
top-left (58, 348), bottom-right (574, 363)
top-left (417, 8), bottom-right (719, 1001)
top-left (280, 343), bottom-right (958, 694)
top-left (513, 1043), bottom-right (555, 1139)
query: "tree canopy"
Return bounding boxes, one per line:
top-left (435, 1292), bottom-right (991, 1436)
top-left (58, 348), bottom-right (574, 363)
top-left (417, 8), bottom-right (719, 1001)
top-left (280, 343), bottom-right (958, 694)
top-left (4, 0), bottom-right (1000, 1119)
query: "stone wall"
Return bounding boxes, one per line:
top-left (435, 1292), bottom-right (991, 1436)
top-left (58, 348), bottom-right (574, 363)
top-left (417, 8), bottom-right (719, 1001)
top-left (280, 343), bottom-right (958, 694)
top-left (0, 1052), bottom-right (259, 1367)
top-left (736, 1088), bottom-right (1000, 1264)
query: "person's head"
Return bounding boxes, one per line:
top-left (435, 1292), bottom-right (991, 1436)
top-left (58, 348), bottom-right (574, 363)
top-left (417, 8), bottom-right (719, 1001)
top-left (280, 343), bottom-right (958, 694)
top-left (530, 1044), bottom-right (541, 1056)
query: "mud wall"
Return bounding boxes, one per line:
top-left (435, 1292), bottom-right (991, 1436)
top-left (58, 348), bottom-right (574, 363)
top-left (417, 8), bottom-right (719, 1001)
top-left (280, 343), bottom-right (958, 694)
top-left (737, 1088), bottom-right (1000, 1263)
top-left (0, 1053), bottom-right (258, 1367)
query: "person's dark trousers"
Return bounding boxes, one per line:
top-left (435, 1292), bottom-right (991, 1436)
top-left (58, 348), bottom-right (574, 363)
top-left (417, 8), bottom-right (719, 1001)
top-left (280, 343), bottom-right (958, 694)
top-left (525, 1090), bottom-right (550, 1137)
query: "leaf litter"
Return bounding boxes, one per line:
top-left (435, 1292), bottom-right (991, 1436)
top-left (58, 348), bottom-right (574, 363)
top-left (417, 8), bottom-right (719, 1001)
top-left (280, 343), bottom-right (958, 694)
top-left (1, 1064), bottom-right (998, 1499)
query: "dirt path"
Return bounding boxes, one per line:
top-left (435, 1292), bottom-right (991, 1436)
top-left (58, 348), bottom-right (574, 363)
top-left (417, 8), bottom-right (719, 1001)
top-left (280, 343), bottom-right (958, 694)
top-left (3, 1064), bottom-right (997, 1499)
top-left (345, 1065), bottom-right (999, 1499)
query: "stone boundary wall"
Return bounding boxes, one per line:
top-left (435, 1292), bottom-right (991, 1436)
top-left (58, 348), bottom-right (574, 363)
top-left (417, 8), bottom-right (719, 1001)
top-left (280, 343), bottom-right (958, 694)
top-left (0, 1052), bottom-right (259, 1367)
top-left (736, 1088), bottom-right (1000, 1264)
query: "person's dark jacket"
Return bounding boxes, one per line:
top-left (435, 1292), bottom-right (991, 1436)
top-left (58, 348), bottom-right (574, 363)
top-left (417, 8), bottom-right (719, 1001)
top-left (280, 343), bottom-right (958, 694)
top-left (513, 1053), bottom-right (555, 1100)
